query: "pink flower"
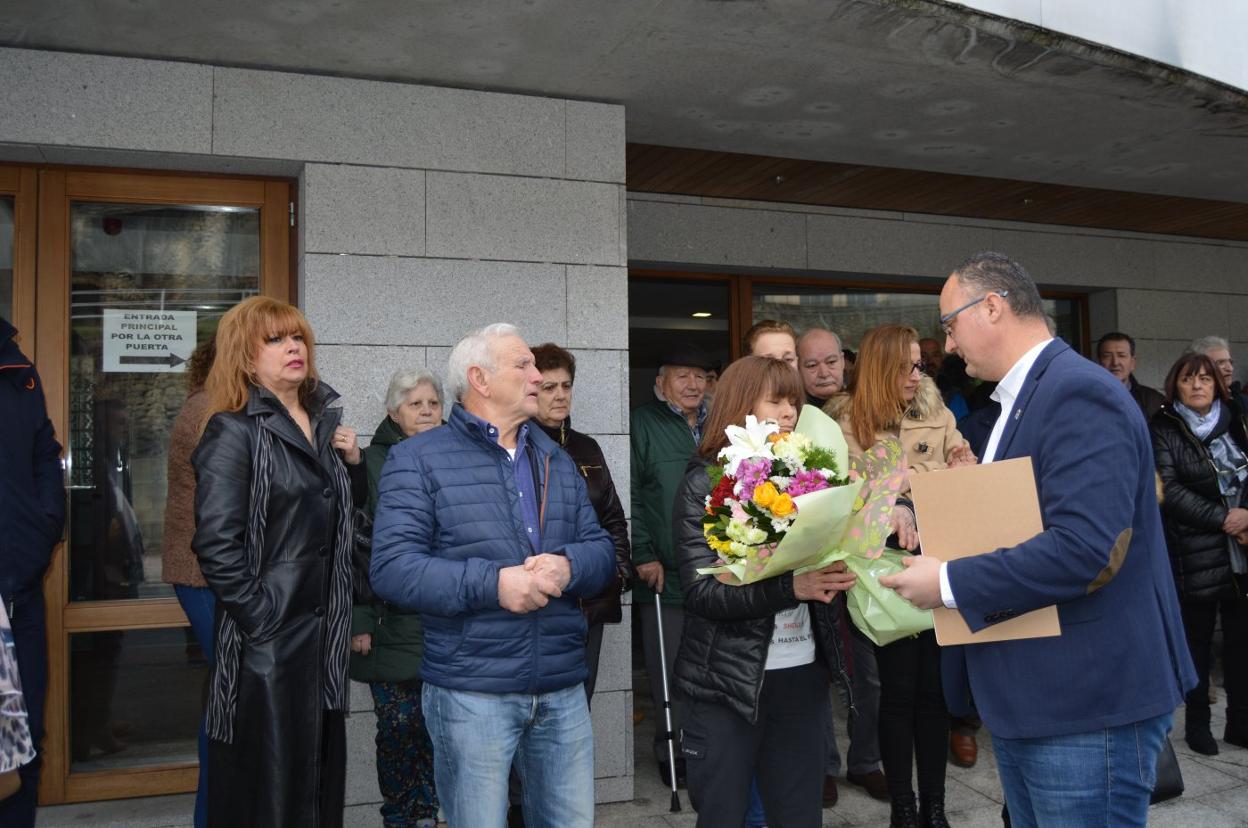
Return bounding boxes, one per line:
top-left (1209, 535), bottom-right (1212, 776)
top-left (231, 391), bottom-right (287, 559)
top-left (787, 469), bottom-right (831, 497)
top-left (735, 457), bottom-right (773, 500)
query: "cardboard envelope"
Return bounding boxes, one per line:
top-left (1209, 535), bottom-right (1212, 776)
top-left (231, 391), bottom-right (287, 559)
top-left (909, 457), bottom-right (1061, 645)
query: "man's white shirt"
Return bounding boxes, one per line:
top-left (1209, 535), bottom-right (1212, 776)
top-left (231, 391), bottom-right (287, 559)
top-left (937, 338), bottom-right (1054, 609)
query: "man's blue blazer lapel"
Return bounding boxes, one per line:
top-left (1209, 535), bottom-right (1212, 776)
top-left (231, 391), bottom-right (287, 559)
top-left (994, 339), bottom-right (1069, 461)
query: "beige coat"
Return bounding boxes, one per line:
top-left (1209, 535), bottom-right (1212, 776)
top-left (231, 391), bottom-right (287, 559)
top-left (823, 376), bottom-right (967, 491)
top-left (161, 389), bottom-right (210, 587)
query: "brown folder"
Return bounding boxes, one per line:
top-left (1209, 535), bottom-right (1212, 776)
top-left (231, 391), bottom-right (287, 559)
top-left (909, 457), bottom-right (1061, 645)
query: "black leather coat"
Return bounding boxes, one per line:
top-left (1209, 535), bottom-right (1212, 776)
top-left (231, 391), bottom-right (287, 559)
top-left (1151, 403), bottom-right (1248, 602)
top-left (536, 419), bottom-right (633, 625)
top-left (193, 383), bottom-right (365, 827)
top-left (672, 456), bottom-right (850, 725)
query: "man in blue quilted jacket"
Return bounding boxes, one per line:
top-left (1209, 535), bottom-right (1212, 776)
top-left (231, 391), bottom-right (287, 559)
top-left (371, 322), bottom-right (615, 828)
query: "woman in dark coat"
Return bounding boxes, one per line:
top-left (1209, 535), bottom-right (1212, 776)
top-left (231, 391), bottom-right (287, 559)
top-left (1151, 351), bottom-right (1248, 756)
top-left (192, 296), bottom-right (365, 828)
top-left (351, 367), bottom-right (444, 828)
top-left (530, 343), bottom-right (633, 699)
top-left (672, 356), bottom-right (856, 828)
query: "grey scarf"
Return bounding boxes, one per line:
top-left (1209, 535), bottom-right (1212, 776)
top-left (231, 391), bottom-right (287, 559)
top-left (1175, 400), bottom-right (1248, 498)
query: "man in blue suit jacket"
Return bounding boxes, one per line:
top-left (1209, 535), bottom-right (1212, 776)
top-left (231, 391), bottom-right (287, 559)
top-left (883, 253), bottom-right (1195, 827)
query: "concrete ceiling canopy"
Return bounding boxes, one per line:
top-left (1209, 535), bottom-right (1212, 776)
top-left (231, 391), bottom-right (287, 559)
top-left (0, 0), bottom-right (1244, 201)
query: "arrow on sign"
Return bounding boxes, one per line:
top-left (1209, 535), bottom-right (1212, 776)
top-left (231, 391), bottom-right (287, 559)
top-left (120, 352), bottom-right (186, 368)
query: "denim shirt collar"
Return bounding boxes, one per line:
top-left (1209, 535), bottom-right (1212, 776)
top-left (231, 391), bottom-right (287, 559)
top-left (455, 404), bottom-right (532, 454)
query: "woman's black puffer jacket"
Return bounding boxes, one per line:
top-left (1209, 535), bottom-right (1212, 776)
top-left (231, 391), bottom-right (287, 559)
top-left (672, 456), bottom-right (850, 725)
top-left (1151, 402), bottom-right (1248, 601)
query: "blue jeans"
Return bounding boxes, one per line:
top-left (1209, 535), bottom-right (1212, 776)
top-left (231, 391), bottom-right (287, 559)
top-left (422, 682), bottom-right (594, 828)
top-left (992, 712), bottom-right (1171, 828)
top-left (174, 585), bottom-right (216, 828)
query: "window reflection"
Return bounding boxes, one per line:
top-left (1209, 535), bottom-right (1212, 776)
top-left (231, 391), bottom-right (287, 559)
top-left (70, 628), bottom-right (206, 771)
top-left (752, 284), bottom-right (1081, 351)
top-left (68, 203), bottom-right (260, 600)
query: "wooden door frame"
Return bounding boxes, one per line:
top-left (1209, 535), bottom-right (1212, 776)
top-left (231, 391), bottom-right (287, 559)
top-left (31, 165), bottom-right (293, 804)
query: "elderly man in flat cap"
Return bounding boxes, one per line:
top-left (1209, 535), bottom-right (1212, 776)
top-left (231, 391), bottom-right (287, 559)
top-left (630, 346), bottom-right (712, 787)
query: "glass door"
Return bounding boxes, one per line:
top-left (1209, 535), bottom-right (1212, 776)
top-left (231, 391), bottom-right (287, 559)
top-left (35, 169), bottom-right (292, 803)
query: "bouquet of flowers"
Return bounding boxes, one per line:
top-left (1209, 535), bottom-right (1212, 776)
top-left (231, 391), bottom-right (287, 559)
top-left (697, 405), bottom-right (933, 645)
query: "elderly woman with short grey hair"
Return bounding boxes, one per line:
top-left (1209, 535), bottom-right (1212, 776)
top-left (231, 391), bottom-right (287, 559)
top-left (349, 367), bottom-right (445, 828)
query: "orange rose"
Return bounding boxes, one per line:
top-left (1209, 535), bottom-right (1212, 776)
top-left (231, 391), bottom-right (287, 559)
top-left (771, 493), bottom-right (796, 518)
top-left (752, 481), bottom-right (778, 509)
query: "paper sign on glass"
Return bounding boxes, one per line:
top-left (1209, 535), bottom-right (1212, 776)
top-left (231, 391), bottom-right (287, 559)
top-left (909, 457), bottom-right (1061, 646)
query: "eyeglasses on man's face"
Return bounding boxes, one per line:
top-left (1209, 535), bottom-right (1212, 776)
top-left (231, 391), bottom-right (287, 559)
top-left (939, 290), bottom-right (1009, 338)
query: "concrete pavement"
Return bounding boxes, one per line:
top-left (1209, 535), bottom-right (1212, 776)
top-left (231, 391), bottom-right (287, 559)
top-left (36, 685), bottom-right (1248, 827)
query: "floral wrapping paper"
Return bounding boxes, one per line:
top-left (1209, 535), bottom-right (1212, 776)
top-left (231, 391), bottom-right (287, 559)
top-left (0, 602), bottom-right (35, 775)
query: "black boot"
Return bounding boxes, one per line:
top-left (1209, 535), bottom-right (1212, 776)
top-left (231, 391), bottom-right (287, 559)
top-left (890, 793), bottom-right (919, 828)
top-left (1186, 704), bottom-right (1219, 755)
top-left (919, 793), bottom-right (951, 828)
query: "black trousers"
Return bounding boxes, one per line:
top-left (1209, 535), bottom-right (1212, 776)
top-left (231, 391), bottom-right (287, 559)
top-left (1181, 598), bottom-right (1248, 726)
top-left (0, 593), bottom-right (47, 828)
top-left (875, 630), bottom-right (948, 799)
top-left (682, 662), bottom-right (829, 828)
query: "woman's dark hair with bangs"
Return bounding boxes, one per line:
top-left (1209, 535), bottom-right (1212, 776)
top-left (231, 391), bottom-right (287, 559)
top-left (531, 342), bottom-right (576, 381)
top-left (1163, 351), bottom-right (1229, 405)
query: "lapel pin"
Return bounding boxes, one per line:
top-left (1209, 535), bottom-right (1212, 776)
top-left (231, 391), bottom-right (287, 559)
top-left (1014, 408), bottom-right (1022, 420)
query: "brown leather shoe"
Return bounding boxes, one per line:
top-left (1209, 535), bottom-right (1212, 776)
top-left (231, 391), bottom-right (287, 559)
top-left (846, 769), bottom-right (889, 801)
top-left (822, 775), bottom-right (839, 807)
top-left (949, 730), bottom-right (978, 768)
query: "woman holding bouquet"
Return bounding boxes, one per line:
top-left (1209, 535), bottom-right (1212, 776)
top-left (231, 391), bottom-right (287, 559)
top-left (824, 324), bottom-right (973, 828)
top-left (672, 355), bottom-right (857, 828)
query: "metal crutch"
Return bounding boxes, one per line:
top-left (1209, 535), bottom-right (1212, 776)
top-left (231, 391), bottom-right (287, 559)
top-left (654, 596), bottom-right (682, 812)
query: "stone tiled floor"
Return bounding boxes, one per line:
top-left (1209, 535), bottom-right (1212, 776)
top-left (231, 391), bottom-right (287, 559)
top-left (595, 693), bottom-right (1248, 827)
top-left (37, 692), bottom-right (1248, 827)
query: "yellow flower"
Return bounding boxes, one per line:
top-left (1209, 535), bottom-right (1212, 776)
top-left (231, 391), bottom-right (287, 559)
top-left (752, 481), bottom-right (778, 509)
top-left (767, 432), bottom-right (784, 444)
top-left (771, 493), bottom-right (796, 518)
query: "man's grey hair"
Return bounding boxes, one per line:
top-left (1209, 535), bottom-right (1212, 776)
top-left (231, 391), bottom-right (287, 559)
top-left (952, 252), bottom-right (1045, 320)
top-left (385, 367), bottom-right (444, 413)
top-left (1190, 335), bottom-right (1230, 355)
top-left (797, 327), bottom-right (843, 353)
top-left (446, 322), bottom-right (521, 403)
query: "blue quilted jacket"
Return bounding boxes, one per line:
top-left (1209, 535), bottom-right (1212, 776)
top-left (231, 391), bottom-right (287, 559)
top-left (369, 404), bottom-right (615, 693)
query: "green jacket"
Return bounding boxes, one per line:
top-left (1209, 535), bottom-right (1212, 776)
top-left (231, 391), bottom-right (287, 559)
top-left (630, 399), bottom-right (700, 605)
top-left (364, 415), bottom-right (407, 515)
top-left (351, 415), bottom-right (423, 683)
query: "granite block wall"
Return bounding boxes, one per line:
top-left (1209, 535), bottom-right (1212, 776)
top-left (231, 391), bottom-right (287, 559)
top-left (0, 45), bottom-right (633, 820)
